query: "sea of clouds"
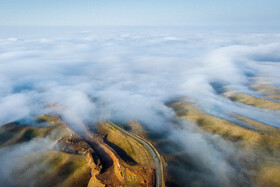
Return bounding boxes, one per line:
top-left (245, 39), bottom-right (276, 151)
top-left (0, 27), bottom-right (279, 128)
top-left (0, 26), bottom-right (280, 186)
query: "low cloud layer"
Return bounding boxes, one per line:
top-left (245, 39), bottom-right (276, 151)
top-left (0, 27), bottom-right (280, 186)
top-left (1, 27), bottom-right (279, 127)
top-left (0, 137), bottom-right (55, 186)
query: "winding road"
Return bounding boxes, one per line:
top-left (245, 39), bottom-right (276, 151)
top-left (108, 123), bottom-right (165, 187)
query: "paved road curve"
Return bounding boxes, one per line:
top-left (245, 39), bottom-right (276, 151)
top-left (109, 123), bottom-right (165, 187)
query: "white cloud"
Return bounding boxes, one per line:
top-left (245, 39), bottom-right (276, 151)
top-left (0, 27), bottom-right (280, 185)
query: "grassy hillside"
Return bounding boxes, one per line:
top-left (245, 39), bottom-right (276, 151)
top-left (251, 84), bottom-right (280, 101)
top-left (97, 123), bottom-right (154, 167)
top-left (14, 150), bottom-right (92, 187)
top-left (223, 90), bottom-right (280, 110)
top-left (168, 101), bottom-right (280, 187)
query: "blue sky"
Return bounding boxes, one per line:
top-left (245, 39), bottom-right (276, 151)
top-left (0, 0), bottom-right (280, 26)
